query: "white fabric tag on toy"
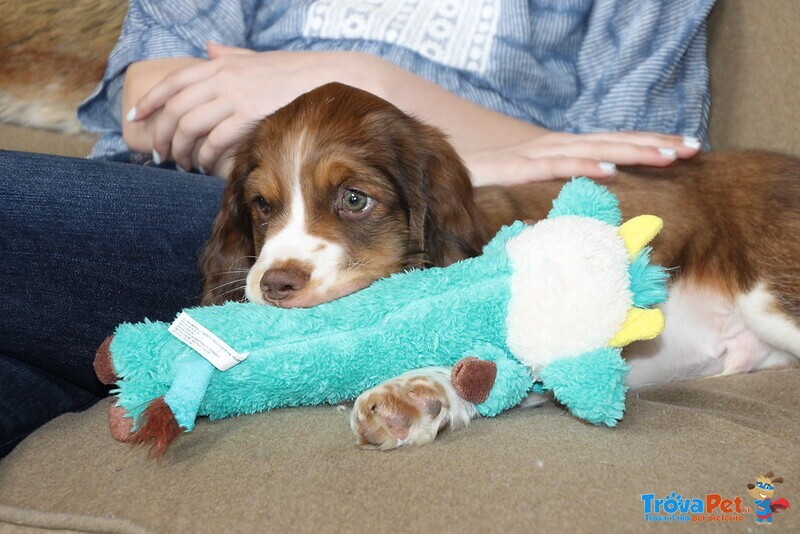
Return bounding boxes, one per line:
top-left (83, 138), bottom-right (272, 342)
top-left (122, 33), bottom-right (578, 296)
top-left (168, 312), bottom-right (249, 371)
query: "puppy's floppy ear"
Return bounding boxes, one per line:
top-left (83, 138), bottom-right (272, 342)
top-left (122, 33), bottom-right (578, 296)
top-left (409, 126), bottom-right (492, 267)
top-left (198, 144), bottom-right (256, 305)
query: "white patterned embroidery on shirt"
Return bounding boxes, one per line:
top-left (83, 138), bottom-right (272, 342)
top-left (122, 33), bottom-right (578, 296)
top-left (303, 0), bottom-right (500, 74)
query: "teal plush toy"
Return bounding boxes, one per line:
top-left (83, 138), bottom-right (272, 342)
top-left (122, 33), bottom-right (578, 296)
top-left (95, 178), bottom-right (668, 455)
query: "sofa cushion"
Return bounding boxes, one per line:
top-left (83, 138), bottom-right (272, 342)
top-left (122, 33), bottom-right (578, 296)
top-left (707, 0), bottom-right (800, 155)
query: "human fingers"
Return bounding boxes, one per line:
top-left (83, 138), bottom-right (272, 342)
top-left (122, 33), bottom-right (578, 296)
top-left (526, 139), bottom-right (683, 168)
top-left (171, 101), bottom-right (235, 172)
top-left (129, 60), bottom-right (220, 123)
top-left (553, 132), bottom-right (701, 159)
top-left (197, 116), bottom-right (249, 176)
top-left (510, 155), bottom-right (619, 184)
top-left (150, 82), bottom-right (221, 164)
top-left (212, 153), bottom-right (234, 180)
top-left (206, 42), bottom-right (255, 58)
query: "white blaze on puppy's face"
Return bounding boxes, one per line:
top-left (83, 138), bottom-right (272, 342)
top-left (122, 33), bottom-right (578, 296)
top-left (245, 129), bottom-right (346, 307)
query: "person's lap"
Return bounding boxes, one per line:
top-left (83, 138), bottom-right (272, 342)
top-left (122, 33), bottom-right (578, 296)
top-left (0, 150), bottom-right (225, 456)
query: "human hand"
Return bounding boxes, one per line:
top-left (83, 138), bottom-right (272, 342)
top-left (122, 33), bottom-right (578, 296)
top-left (126, 44), bottom-right (356, 176)
top-left (463, 131), bottom-right (702, 187)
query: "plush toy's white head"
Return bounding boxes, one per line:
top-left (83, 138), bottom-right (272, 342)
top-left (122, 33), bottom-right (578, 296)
top-left (504, 217), bottom-right (632, 368)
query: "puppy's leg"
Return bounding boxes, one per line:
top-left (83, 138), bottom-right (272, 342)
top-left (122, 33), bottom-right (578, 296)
top-left (350, 368), bottom-right (477, 450)
top-left (737, 282), bottom-right (800, 365)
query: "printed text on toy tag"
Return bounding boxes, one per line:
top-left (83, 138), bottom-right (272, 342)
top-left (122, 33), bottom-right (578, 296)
top-left (168, 312), bottom-right (249, 371)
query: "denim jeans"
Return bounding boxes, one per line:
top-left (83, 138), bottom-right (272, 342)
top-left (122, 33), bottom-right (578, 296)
top-left (0, 150), bottom-right (225, 456)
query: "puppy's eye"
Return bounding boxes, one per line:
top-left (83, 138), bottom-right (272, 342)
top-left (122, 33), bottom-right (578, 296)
top-left (252, 196), bottom-right (272, 219)
top-left (340, 189), bottom-right (372, 213)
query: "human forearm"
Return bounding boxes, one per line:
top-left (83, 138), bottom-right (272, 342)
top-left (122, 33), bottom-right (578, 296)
top-left (352, 53), bottom-right (547, 154)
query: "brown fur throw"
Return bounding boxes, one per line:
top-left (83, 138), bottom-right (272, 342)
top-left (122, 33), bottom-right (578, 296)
top-left (0, 0), bottom-right (126, 135)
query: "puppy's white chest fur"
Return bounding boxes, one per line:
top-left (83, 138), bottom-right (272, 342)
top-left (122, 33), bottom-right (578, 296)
top-left (625, 279), bottom-right (797, 388)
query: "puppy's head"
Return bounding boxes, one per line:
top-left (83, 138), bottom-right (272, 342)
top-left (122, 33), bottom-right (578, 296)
top-left (200, 82), bottom-right (490, 307)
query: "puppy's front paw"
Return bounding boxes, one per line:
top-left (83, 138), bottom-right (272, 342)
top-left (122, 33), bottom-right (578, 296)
top-left (350, 369), bottom-right (476, 450)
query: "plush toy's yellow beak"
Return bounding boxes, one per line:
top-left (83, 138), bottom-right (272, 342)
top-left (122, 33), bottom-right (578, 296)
top-left (618, 215), bottom-right (663, 259)
top-left (608, 308), bottom-right (665, 347)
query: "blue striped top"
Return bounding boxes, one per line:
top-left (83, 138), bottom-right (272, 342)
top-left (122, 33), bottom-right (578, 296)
top-left (78, 0), bottom-right (716, 159)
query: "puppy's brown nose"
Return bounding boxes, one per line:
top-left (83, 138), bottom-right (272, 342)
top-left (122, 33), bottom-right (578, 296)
top-left (260, 268), bottom-right (310, 301)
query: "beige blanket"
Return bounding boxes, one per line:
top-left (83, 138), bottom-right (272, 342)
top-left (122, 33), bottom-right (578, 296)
top-left (1, 368), bottom-right (797, 533)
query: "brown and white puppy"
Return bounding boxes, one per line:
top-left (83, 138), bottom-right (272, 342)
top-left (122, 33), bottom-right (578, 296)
top-left (200, 83), bottom-right (800, 450)
top-left (200, 82), bottom-right (487, 309)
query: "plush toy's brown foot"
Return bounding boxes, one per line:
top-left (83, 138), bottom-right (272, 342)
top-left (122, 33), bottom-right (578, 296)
top-left (451, 357), bottom-right (497, 404)
top-left (108, 404), bottom-right (135, 443)
top-left (129, 397), bottom-right (183, 460)
top-left (94, 335), bottom-right (119, 385)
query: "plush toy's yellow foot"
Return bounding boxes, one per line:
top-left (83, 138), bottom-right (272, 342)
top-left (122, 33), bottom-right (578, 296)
top-left (609, 308), bottom-right (665, 347)
top-left (619, 215), bottom-right (663, 258)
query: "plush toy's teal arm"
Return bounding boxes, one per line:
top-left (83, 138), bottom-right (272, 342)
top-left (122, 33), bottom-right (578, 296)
top-left (163, 355), bottom-right (215, 432)
top-left (467, 344), bottom-right (534, 417)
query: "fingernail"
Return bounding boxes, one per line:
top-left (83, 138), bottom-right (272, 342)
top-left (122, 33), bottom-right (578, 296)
top-left (683, 136), bottom-right (701, 150)
top-left (176, 164), bottom-right (188, 173)
top-left (126, 107), bottom-right (137, 121)
top-left (598, 162), bottom-right (617, 175)
top-left (198, 165), bottom-right (207, 175)
top-left (659, 148), bottom-right (678, 159)
top-left (152, 149), bottom-right (162, 165)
